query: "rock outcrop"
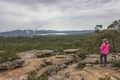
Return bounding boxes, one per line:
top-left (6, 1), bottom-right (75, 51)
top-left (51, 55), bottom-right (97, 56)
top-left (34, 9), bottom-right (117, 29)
top-left (17, 50), bottom-right (54, 59)
top-left (64, 49), bottom-right (79, 54)
top-left (0, 50), bottom-right (120, 80)
top-left (48, 64), bottom-right (120, 80)
top-left (0, 59), bottom-right (24, 70)
top-left (0, 51), bottom-right (78, 80)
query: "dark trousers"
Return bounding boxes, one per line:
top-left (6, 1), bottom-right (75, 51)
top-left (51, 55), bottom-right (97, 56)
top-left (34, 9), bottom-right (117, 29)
top-left (100, 53), bottom-right (107, 66)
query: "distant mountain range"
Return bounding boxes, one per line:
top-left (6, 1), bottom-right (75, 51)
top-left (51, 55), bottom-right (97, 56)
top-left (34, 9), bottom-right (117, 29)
top-left (0, 30), bottom-right (94, 37)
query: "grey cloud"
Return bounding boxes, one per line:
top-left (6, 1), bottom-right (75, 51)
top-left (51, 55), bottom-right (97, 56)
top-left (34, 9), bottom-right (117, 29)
top-left (0, 0), bottom-right (61, 5)
top-left (0, 0), bottom-right (120, 32)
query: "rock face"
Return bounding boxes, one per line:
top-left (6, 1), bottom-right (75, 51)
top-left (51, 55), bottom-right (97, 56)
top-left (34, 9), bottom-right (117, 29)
top-left (0, 59), bottom-right (24, 70)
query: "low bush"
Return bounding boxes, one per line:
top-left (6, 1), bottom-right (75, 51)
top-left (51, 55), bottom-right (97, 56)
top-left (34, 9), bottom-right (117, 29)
top-left (111, 59), bottom-right (120, 68)
top-left (0, 51), bottom-right (19, 63)
top-left (26, 71), bottom-right (48, 80)
top-left (99, 75), bottom-right (111, 80)
top-left (77, 52), bottom-right (86, 60)
top-left (77, 62), bottom-right (86, 69)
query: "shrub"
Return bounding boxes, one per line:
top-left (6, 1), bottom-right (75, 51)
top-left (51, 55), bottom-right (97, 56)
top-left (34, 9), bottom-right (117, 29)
top-left (77, 52), bottom-right (86, 60)
top-left (27, 71), bottom-right (36, 80)
top-left (77, 62), bottom-right (86, 69)
top-left (54, 48), bottom-right (64, 55)
top-left (39, 76), bottom-right (48, 80)
top-left (0, 35), bottom-right (102, 63)
top-left (99, 75), bottom-right (111, 80)
top-left (111, 59), bottom-right (120, 68)
top-left (0, 51), bottom-right (19, 63)
top-left (26, 71), bottom-right (48, 80)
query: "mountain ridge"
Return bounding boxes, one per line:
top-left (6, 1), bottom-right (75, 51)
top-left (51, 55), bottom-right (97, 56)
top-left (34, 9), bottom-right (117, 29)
top-left (0, 30), bottom-right (94, 37)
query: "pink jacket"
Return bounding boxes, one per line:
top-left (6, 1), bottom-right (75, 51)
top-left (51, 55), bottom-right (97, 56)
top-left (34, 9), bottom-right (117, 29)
top-left (100, 42), bottom-right (110, 54)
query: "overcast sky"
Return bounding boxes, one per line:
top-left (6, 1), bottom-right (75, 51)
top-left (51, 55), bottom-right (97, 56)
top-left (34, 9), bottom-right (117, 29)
top-left (0, 0), bottom-right (120, 32)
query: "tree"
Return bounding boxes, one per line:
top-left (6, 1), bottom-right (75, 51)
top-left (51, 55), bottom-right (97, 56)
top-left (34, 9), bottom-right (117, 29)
top-left (98, 30), bottom-right (116, 52)
top-left (97, 20), bottom-right (120, 52)
top-left (108, 20), bottom-right (120, 30)
top-left (95, 24), bottom-right (103, 33)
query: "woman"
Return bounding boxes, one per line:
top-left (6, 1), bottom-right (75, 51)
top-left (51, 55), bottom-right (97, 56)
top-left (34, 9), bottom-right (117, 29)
top-left (100, 39), bottom-right (110, 67)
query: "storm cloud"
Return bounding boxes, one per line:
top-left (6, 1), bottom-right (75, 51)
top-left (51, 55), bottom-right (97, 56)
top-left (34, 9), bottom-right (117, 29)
top-left (0, 0), bottom-right (120, 32)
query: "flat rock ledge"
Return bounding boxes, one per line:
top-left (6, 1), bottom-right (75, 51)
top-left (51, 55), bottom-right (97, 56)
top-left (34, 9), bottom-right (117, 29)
top-left (0, 59), bottom-right (24, 70)
top-left (64, 49), bottom-right (79, 54)
top-left (17, 50), bottom-right (54, 59)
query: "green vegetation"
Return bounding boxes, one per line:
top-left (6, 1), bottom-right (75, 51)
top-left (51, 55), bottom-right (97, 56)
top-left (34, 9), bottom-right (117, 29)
top-left (0, 35), bottom-right (98, 63)
top-left (95, 19), bottom-right (120, 53)
top-left (27, 71), bottom-right (36, 80)
top-left (77, 52), bottom-right (87, 60)
top-left (26, 71), bottom-right (48, 80)
top-left (39, 77), bottom-right (48, 80)
top-left (0, 51), bottom-right (19, 63)
top-left (99, 75), bottom-right (111, 80)
top-left (111, 59), bottom-right (120, 68)
top-left (77, 62), bottom-right (86, 69)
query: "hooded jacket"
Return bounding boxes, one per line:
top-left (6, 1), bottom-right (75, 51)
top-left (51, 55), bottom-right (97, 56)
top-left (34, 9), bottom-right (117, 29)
top-left (100, 42), bottom-right (110, 54)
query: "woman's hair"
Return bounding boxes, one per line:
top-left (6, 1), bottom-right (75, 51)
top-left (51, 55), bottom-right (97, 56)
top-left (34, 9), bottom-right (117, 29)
top-left (103, 38), bottom-right (108, 42)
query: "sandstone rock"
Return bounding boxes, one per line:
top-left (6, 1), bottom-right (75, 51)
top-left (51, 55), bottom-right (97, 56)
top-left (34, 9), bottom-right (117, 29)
top-left (17, 50), bottom-right (54, 59)
top-left (0, 50), bottom-right (120, 80)
top-left (36, 50), bottom-right (54, 58)
top-left (35, 55), bottom-right (75, 79)
top-left (49, 74), bottom-right (84, 80)
top-left (17, 50), bottom-right (38, 59)
top-left (112, 73), bottom-right (120, 80)
top-left (55, 55), bottom-right (67, 58)
top-left (50, 63), bottom-right (120, 80)
top-left (86, 54), bottom-right (99, 58)
top-left (64, 49), bottom-right (79, 54)
top-left (80, 54), bottom-right (118, 64)
top-left (43, 59), bottom-right (53, 65)
top-left (70, 54), bottom-right (81, 62)
top-left (0, 59), bottom-right (24, 70)
top-left (79, 57), bottom-right (99, 64)
top-left (0, 54), bottom-right (77, 80)
top-left (48, 75), bottom-right (68, 80)
top-left (109, 53), bottom-right (120, 60)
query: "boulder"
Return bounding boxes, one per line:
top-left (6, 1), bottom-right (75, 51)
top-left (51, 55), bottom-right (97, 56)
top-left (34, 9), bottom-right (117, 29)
top-left (36, 50), bottom-right (54, 58)
top-left (43, 59), bottom-right (53, 65)
top-left (64, 49), bottom-right (79, 54)
top-left (0, 59), bottom-right (24, 70)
